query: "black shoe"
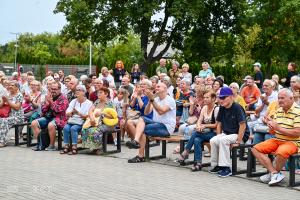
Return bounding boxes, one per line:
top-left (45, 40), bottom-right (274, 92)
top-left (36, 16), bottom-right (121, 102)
top-left (128, 155), bottom-right (145, 163)
top-left (209, 166), bottom-right (223, 174)
top-left (125, 140), bottom-right (140, 149)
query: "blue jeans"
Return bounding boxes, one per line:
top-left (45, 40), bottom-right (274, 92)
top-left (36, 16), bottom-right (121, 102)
top-left (253, 132), bottom-right (275, 144)
top-left (63, 124), bottom-right (82, 145)
top-left (143, 117), bottom-right (170, 137)
top-left (185, 130), bottom-right (216, 162)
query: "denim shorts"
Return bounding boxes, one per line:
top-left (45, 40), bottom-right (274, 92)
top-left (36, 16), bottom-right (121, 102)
top-left (143, 117), bottom-right (170, 137)
top-left (37, 117), bottom-right (57, 129)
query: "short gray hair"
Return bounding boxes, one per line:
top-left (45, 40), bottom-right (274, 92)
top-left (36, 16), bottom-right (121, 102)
top-left (279, 88), bottom-right (293, 97)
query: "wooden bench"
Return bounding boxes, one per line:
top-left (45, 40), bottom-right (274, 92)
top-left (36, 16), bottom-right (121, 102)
top-left (145, 135), bottom-right (210, 165)
top-left (77, 128), bottom-right (121, 154)
top-left (246, 149), bottom-right (300, 187)
top-left (13, 122), bottom-right (37, 147)
top-left (231, 144), bottom-right (254, 175)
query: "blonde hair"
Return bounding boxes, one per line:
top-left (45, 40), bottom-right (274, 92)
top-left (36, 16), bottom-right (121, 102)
top-left (182, 63), bottom-right (189, 70)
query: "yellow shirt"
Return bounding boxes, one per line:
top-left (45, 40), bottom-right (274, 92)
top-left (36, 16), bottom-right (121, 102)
top-left (234, 95), bottom-right (247, 110)
top-left (274, 102), bottom-right (300, 147)
top-left (266, 101), bottom-right (279, 118)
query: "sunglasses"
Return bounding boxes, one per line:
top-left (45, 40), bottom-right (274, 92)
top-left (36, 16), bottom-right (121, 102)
top-left (218, 96), bottom-right (229, 100)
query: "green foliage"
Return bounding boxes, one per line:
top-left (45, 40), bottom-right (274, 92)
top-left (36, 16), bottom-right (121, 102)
top-left (233, 24), bottom-right (262, 66)
top-left (36, 65), bottom-right (46, 81)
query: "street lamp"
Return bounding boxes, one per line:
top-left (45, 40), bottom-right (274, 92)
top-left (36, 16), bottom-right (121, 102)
top-left (89, 36), bottom-right (92, 74)
top-left (10, 32), bottom-right (20, 71)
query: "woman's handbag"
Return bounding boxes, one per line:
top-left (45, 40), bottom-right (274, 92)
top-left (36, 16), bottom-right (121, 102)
top-left (126, 109), bottom-right (140, 120)
top-left (186, 116), bottom-right (198, 125)
top-left (68, 116), bottom-right (84, 125)
top-left (0, 104), bottom-right (11, 118)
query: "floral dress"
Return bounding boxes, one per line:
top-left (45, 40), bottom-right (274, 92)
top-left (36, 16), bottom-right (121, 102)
top-left (81, 100), bottom-right (116, 150)
top-left (0, 93), bottom-right (24, 144)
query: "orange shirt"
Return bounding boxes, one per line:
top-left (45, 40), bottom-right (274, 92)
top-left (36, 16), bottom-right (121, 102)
top-left (241, 86), bottom-right (261, 104)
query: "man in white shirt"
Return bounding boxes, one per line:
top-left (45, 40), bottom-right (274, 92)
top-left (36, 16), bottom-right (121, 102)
top-left (126, 82), bottom-right (176, 163)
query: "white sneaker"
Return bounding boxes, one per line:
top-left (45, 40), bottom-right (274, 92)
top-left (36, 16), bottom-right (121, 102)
top-left (268, 172), bottom-right (285, 186)
top-left (114, 138), bottom-right (118, 146)
top-left (259, 173), bottom-right (271, 183)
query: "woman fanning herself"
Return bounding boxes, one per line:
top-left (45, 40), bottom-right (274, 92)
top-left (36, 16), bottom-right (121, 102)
top-left (176, 90), bottom-right (219, 171)
top-left (81, 87), bottom-right (118, 154)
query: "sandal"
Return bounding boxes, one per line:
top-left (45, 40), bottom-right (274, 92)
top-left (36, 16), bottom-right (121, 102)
top-left (68, 145), bottom-right (78, 155)
top-left (60, 145), bottom-right (70, 154)
top-left (175, 153), bottom-right (188, 166)
top-left (128, 155), bottom-right (145, 163)
top-left (191, 163), bottom-right (202, 172)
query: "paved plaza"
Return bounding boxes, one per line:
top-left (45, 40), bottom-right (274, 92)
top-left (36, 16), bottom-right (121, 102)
top-left (0, 130), bottom-right (299, 200)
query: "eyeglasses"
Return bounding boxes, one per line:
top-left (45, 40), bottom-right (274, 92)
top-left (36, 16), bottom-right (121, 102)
top-left (51, 88), bottom-right (60, 91)
top-left (218, 96), bottom-right (229, 100)
top-left (76, 89), bottom-right (84, 92)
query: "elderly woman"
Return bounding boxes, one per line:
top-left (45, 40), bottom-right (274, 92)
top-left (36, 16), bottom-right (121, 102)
top-left (125, 80), bottom-right (153, 139)
top-left (163, 76), bottom-right (174, 98)
top-left (173, 86), bottom-right (205, 153)
top-left (168, 61), bottom-right (181, 86)
top-left (0, 80), bottom-right (24, 147)
top-left (229, 82), bottom-right (246, 110)
top-left (99, 66), bottom-right (115, 88)
top-left (61, 85), bottom-right (93, 155)
top-left (177, 90), bottom-right (219, 171)
top-left (199, 62), bottom-right (213, 79)
top-left (81, 87), bottom-right (118, 154)
top-left (212, 78), bottom-right (223, 95)
top-left (180, 63), bottom-right (192, 83)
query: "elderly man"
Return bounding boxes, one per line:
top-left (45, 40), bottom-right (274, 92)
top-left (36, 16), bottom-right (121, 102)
top-left (126, 82), bottom-right (176, 163)
top-left (252, 88), bottom-right (300, 185)
top-left (156, 58), bottom-right (168, 76)
top-left (249, 79), bottom-right (278, 144)
top-left (120, 76), bottom-right (134, 97)
top-left (31, 82), bottom-right (69, 151)
top-left (209, 87), bottom-right (249, 177)
top-left (67, 78), bottom-right (79, 102)
top-left (241, 77), bottom-right (261, 111)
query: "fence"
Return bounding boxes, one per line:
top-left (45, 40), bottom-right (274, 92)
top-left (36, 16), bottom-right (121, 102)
top-left (0, 63), bottom-right (97, 78)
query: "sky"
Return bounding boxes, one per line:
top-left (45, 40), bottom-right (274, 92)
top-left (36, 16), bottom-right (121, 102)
top-left (0, 0), bottom-right (66, 45)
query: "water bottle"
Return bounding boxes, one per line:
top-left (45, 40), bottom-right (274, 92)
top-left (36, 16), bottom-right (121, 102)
top-left (184, 125), bottom-right (190, 140)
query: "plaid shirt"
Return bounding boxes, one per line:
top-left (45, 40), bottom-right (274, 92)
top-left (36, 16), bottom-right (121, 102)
top-left (41, 94), bottom-right (69, 128)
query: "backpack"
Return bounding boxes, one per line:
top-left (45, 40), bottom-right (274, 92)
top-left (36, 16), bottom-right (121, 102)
top-left (37, 129), bottom-right (50, 150)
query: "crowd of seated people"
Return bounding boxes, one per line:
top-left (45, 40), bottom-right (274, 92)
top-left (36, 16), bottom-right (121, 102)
top-left (0, 61), bottom-right (299, 186)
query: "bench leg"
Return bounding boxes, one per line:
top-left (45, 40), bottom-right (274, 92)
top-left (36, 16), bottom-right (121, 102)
top-left (57, 129), bottom-right (62, 150)
top-left (232, 146), bottom-right (238, 175)
top-left (15, 126), bottom-right (19, 146)
top-left (145, 137), bottom-right (150, 161)
top-left (102, 132), bottom-right (108, 153)
top-left (289, 156), bottom-right (296, 187)
top-left (117, 130), bottom-right (121, 152)
top-left (162, 140), bottom-right (166, 158)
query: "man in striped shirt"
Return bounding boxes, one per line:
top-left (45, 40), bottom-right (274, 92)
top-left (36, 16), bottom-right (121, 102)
top-left (252, 88), bottom-right (300, 185)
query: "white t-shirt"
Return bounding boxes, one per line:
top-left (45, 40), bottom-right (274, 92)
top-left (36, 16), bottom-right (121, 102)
top-left (153, 95), bottom-right (176, 134)
top-left (66, 98), bottom-right (93, 124)
top-left (99, 74), bottom-right (115, 88)
top-left (255, 91), bottom-right (278, 122)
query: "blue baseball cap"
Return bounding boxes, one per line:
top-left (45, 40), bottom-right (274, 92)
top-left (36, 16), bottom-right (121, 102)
top-left (218, 87), bottom-right (233, 98)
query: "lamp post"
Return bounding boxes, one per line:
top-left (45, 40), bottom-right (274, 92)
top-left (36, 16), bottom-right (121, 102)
top-left (89, 36), bottom-right (92, 74)
top-left (10, 32), bottom-right (19, 71)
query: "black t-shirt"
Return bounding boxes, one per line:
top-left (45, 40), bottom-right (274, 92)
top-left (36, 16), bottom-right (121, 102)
top-left (216, 102), bottom-right (249, 141)
top-left (113, 68), bottom-right (127, 83)
top-left (254, 71), bottom-right (263, 88)
top-left (130, 71), bottom-right (141, 84)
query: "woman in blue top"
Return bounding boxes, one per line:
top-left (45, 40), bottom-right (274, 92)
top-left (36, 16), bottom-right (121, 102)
top-left (199, 62), bottom-right (213, 79)
top-left (125, 80), bottom-right (153, 139)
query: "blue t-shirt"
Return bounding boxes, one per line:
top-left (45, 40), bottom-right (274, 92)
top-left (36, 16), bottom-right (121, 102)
top-left (131, 95), bottom-right (153, 119)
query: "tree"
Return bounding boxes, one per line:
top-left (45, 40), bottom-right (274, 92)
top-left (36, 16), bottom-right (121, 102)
top-left (233, 24), bottom-right (262, 66)
top-left (249, 0), bottom-right (300, 77)
top-left (54, 0), bottom-right (205, 70)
